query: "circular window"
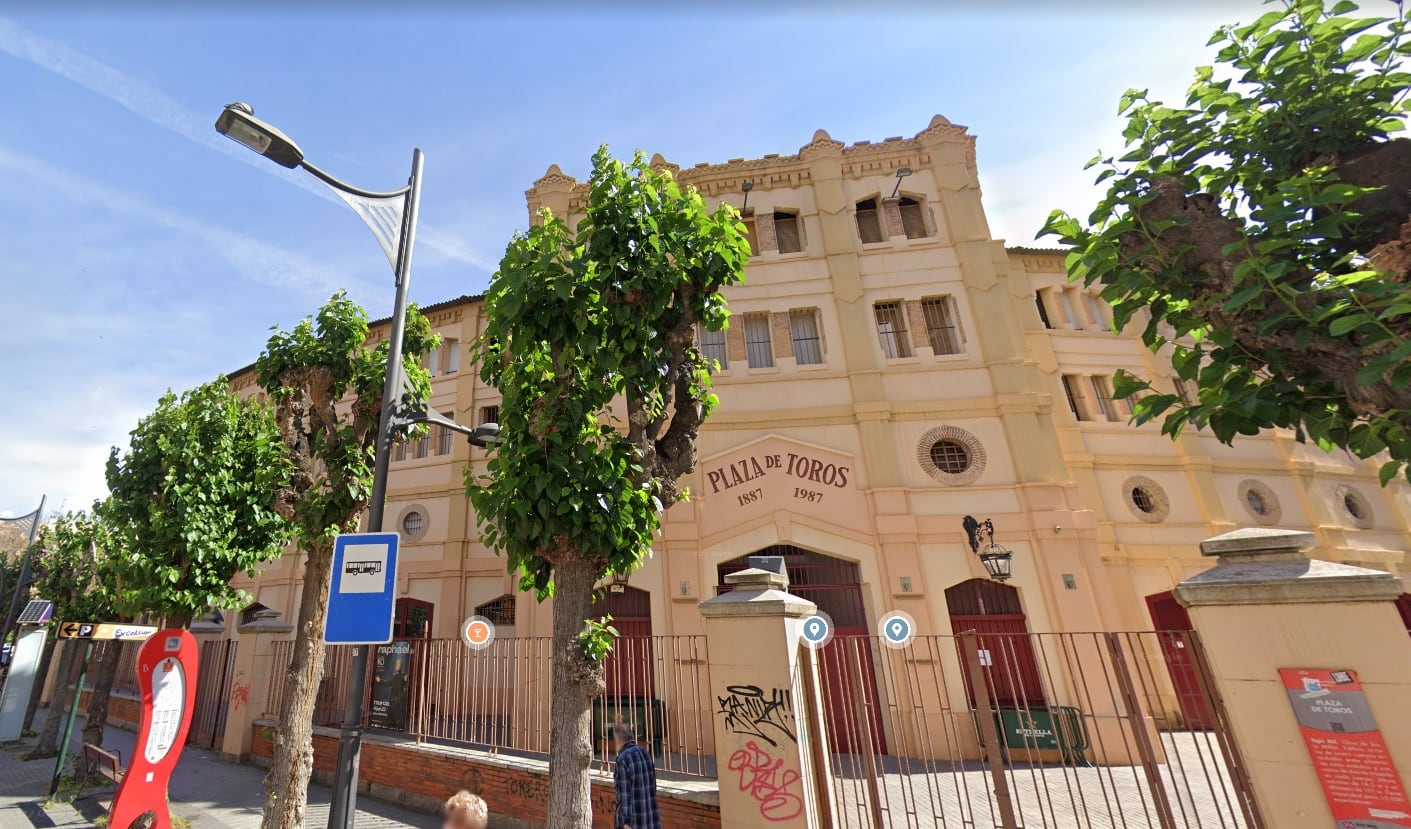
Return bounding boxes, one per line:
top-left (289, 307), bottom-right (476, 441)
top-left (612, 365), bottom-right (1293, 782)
top-left (1336, 485), bottom-right (1373, 527)
top-left (1237, 480), bottom-right (1281, 525)
top-left (401, 509), bottom-right (427, 539)
top-left (917, 426), bottom-right (987, 486)
top-left (1122, 475), bottom-right (1170, 523)
top-left (929, 440), bottom-right (971, 475)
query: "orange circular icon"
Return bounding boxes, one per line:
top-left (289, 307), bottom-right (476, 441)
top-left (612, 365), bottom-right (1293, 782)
top-left (460, 615), bottom-right (496, 651)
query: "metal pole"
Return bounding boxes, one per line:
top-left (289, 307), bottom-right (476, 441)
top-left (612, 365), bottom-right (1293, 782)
top-left (328, 147), bottom-right (423, 829)
top-left (50, 640), bottom-right (92, 797)
top-left (960, 632), bottom-right (1019, 829)
top-left (0, 495), bottom-right (46, 651)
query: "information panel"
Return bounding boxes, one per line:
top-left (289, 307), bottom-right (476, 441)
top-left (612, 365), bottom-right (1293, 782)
top-left (1279, 668), bottom-right (1411, 828)
top-left (109, 630), bottom-right (199, 829)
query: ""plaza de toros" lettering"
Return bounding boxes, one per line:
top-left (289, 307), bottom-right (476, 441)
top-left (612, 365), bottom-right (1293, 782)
top-left (707, 451), bottom-right (852, 508)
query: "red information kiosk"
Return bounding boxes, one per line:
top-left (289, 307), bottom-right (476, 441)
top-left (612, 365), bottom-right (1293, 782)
top-left (109, 629), bottom-right (199, 829)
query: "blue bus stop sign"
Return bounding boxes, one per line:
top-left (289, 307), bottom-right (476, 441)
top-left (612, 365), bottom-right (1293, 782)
top-left (326, 532), bottom-right (400, 645)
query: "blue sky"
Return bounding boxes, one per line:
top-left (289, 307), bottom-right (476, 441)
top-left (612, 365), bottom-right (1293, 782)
top-left (0, 1), bottom-right (1266, 516)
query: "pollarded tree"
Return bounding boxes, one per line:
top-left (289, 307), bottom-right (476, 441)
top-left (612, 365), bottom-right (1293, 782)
top-left (1043, 0), bottom-right (1411, 484)
top-left (467, 148), bottom-right (748, 827)
top-left (256, 291), bottom-right (436, 829)
top-left (101, 379), bottom-right (293, 757)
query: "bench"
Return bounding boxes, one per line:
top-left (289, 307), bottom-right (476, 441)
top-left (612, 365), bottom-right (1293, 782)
top-left (79, 743), bottom-right (124, 788)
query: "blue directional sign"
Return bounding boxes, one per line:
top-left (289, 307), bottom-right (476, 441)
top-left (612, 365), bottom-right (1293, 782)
top-left (326, 532), bottom-right (400, 645)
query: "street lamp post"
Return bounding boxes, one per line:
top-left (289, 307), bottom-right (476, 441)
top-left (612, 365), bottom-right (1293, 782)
top-left (215, 103), bottom-right (496, 829)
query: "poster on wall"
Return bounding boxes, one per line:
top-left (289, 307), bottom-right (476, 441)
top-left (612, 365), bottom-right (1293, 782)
top-left (1279, 668), bottom-right (1411, 828)
top-left (369, 641), bottom-right (412, 730)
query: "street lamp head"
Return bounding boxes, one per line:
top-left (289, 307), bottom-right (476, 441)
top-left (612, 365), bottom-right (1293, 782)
top-left (215, 102), bottom-right (305, 169)
top-left (468, 422), bottom-right (501, 448)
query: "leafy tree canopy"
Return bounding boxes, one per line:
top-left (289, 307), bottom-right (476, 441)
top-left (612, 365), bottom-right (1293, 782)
top-left (104, 380), bottom-right (293, 621)
top-left (468, 147), bottom-right (748, 601)
top-left (30, 510), bottom-right (118, 624)
top-left (1043, 0), bottom-right (1411, 484)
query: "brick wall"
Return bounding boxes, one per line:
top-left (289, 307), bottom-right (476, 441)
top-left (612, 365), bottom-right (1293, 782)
top-left (76, 689), bottom-right (142, 731)
top-left (770, 312), bottom-right (795, 360)
top-left (251, 723), bottom-right (719, 829)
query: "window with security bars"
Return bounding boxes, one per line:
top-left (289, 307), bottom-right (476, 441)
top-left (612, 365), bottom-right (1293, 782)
top-left (856, 199), bottom-right (884, 244)
top-left (438, 423), bottom-right (454, 455)
top-left (788, 309), bottom-right (824, 365)
top-left (393, 440), bottom-right (408, 462)
top-left (899, 197), bottom-right (929, 239)
top-left (774, 211), bottom-right (803, 254)
top-left (1061, 375), bottom-right (1090, 421)
top-left (743, 314), bottom-right (774, 368)
top-left (476, 594), bottom-right (517, 626)
top-left (479, 405), bottom-right (500, 425)
top-left (699, 325), bottom-right (728, 370)
top-left (874, 301), bottom-right (912, 359)
top-left (415, 433), bottom-right (431, 459)
top-left (920, 296), bottom-right (962, 355)
top-left (1089, 375), bottom-right (1114, 420)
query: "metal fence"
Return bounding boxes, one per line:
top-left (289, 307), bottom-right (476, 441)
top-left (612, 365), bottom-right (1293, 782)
top-left (266, 634), bottom-right (715, 778)
top-left (807, 630), bottom-right (1262, 829)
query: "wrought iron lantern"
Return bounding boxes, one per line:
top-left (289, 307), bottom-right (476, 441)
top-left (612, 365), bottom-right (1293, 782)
top-left (609, 570), bottom-right (630, 595)
top-left (963, 515), bottom-right (1014, 582)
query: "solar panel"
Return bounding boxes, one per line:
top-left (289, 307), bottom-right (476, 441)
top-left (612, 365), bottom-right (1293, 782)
top-left (15, 600), bottom-right (53, 626)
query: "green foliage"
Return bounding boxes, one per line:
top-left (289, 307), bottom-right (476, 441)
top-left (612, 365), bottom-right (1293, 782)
top-left (104, 380), bottom-right (293, 621)
top-left (255, 290), bottom-right (436, 548)
top-left (30, 510), bottom-right (118, 624)
top-left (580, 615), bottom-right (618, 663)
top-left (1043, 0), bottom-right (1411, 483)
top-left (467, 147), bottom-right (748, 598)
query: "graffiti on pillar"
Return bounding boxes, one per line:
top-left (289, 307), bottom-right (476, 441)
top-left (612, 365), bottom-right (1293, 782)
top-left (716, 684), bottom-right (796, 747)
top-left (727, 740), bottom-right (804, 821)
top-left (230, 682), bottom-right (250, 712)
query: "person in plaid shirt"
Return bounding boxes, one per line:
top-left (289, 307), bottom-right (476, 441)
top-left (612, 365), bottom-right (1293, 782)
top-left (611, 724), bottom-right (661, 829)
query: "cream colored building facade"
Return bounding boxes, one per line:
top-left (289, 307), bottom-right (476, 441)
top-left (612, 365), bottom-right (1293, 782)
top-left (227, 115), bottom-right (1411, 717)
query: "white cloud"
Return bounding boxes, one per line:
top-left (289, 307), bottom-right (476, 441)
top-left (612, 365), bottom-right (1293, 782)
top-left (0, 16), bottom-right (491, 271)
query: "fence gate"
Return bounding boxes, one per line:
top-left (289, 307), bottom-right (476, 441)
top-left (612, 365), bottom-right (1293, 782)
top-left (188, 639), bottom-right (237, 750)
top-left (808, 629), bottom-right (1264, 829)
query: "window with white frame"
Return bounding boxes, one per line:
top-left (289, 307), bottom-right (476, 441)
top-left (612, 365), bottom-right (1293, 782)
top-left (920, 296), bottom-right (962, 355)
top-left (699, 325), bottom-right (728, 370)
top-left (788, 309), bottom-right (824, 365)
top-left (856, 198), bottom-right (884, 244)
top-left (743, 314), bottom-right (774, 368)
top-left (440, 338), bottom-right (461, 374)
top-left (899, 197), bottom-right (929, 239)
top-left (774, 211), bottom-right (803, 254)
top-left (874, 301), bottom-right (912, 359)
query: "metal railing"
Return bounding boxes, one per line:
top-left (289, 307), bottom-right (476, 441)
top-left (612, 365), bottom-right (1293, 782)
top-left (266, 634), bottom-right (715, 778)
top-left (807, 631), bottom-right (1262, 829)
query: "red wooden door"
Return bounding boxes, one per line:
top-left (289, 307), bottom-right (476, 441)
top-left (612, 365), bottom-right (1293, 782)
top-left (1396, 594), bottom-right (1411, 636)
top-left (1146, 591), bottom-right (1215, 730)
top-left (718, 547), bottom-right (887, 755)
top-left (594, 587), bottom-right (654, 698)
top-left (946, 580), bottom-right (1045, 708)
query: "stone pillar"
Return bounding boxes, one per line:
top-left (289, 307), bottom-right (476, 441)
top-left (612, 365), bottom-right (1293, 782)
top-left (1175, 527), bottom-right (1411, 828)
top-left (219, 609), bottom-right (294, 762)
top-left (698, 564), bottom-right (833, 829)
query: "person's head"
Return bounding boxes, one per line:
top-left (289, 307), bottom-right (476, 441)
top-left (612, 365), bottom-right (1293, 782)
top-left (610, 723), bottom-right (636, 755)
top-left (127, 812), bottom-right (158, 829)
top-left (443, 790), bottom-right (488, 829)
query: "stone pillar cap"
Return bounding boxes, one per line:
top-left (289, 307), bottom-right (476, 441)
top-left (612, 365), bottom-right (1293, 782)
top-left (724, 567), bottom-right (788, 590)
top-left (700, 568), bottom-right (816, 619)
top-left (1199, 527), bottom-right (1316, 558)
top-left (237, 608), bottom-right (294, 635)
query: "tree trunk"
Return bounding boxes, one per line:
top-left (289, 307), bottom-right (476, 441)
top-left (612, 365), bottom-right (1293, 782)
top-left (31, 641), bottom-right (82, 758)
top-left (260, 544), bottom-right (335, 829)
top-left (546, 556), bottom-right (604, 829)
top-left (23, 635), bottom-right (57, 733)
top-left (79, 641), bottom-right (123, 763)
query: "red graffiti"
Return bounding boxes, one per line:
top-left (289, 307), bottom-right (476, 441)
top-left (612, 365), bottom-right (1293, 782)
top-left (727, 740), bottom-right (804, 822)
top-left (231, 683), bottom-right (250, 711)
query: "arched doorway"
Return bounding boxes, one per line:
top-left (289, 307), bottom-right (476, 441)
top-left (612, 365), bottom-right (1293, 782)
top-left (592, 586), bottom-right (654, 698)
top-left (945, 579), bottom-right (1045, 708)
top-left (1145, 591), bottom-right (1215, 730)
top-left (717, 546), bottom-right (886, 754)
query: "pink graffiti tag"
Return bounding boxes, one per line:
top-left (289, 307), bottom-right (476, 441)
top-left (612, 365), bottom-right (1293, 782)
top-left (231, 683), bottom-right (250, 711)
top-left (727, 741), bottom-right (804, 822)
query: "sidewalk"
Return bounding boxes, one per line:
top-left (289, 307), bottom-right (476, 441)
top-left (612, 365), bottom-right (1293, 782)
top-left (0, 710), bottom-right (438, 829)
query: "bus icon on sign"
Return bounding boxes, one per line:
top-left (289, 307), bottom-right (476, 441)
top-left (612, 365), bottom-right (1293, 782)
top-left (345, 560), bottom-right (383, 576)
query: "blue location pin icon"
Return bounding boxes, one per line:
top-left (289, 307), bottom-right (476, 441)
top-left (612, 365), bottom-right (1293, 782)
top-left (801, 611), bottom-right (834, 649)
top-left (879, 611), bottom-right (916, 649)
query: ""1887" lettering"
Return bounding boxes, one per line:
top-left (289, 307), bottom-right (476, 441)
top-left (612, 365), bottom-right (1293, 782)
top-left (737, 488), bottom-right (763, 507)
